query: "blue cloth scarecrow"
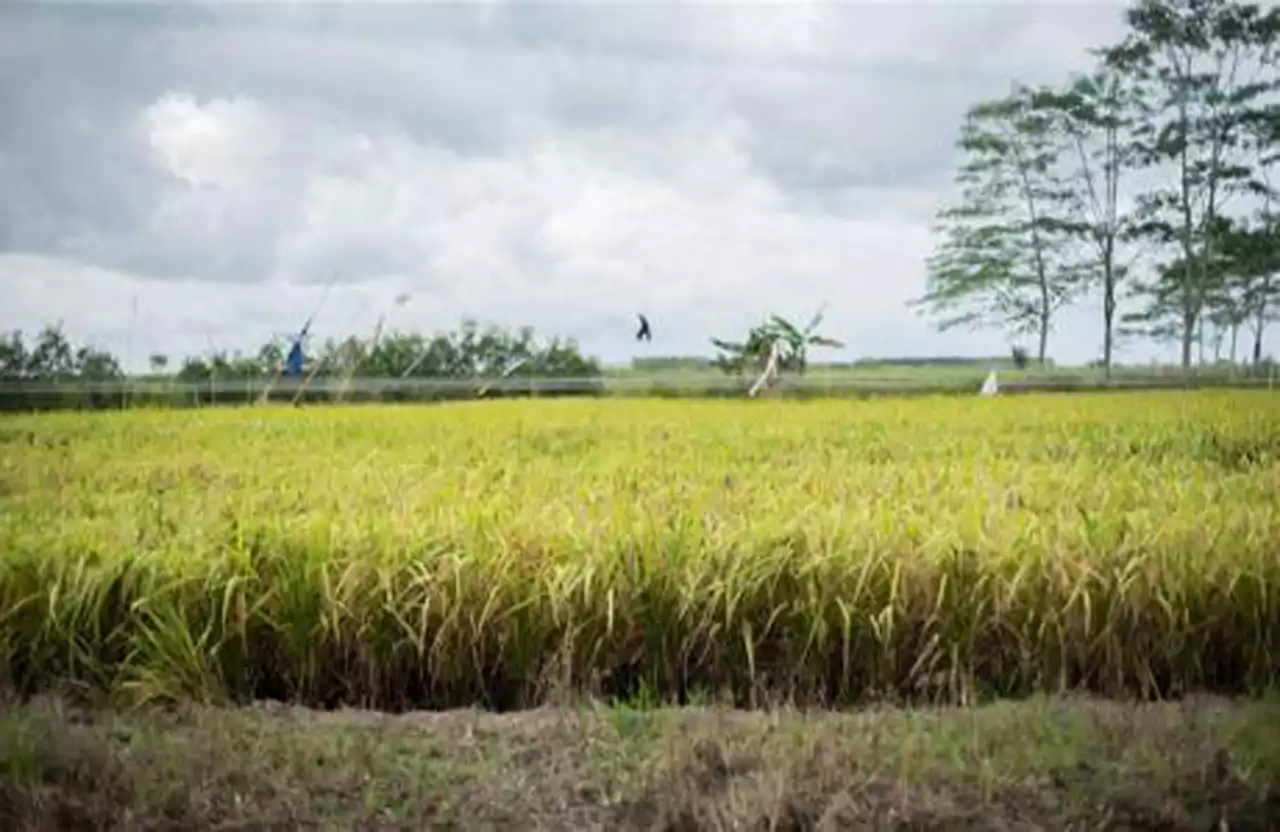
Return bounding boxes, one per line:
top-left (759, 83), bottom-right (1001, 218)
top-left (285, 338), bottom-right (305, 376)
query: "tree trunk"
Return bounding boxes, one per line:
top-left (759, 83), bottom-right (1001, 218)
top-left (1197, 314), bottom-right (1206, 366)
top-left (1101, 237), bottom-right (1116, 379)
top-left (1013, 140), bottom-right (1052, 368)
top-left (1253, 273), bottom-right (1273, 364)
top-left (1102, 294), bottom-right (1115, 379)
top-left (1178, 91), bottom-right (1196, 371)
top-left (1181, 307), bottom-right (1196, 370)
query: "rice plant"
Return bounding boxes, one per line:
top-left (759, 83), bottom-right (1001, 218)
top-left (1, 391), bottom-right (1278, 710)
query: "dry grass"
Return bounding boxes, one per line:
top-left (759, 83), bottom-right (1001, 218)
top-left (3, 694), bottom-right (1280, 830)
top-left (1, 391), bottom-right (1279, 709)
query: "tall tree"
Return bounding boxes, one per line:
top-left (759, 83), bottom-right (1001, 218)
top-left (27, 325), bottom-right (76, 378)
top-left (74, 345), bottom-right (124, 381)
top-left (911, 84), bottom-right (1079, 364)
top-left (1103, 0), bottom-right (1280, 368)
top-left (0, 331), bottom-right (28, 380)
top-left (1132, 216), bottom-right (1238, 359)
top-left (1215, 215), bottom-right (1280, 362)
top-left (1234, 99), bottom-right (1280, 362)
top-left (1031, 68), bottom-right (1147, 377)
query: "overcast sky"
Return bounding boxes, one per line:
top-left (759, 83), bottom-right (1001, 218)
top-left (0, 0), bottom-right (1156, 370)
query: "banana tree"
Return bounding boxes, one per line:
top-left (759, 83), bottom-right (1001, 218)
top-left (711, 302), bottom-right (844, 396)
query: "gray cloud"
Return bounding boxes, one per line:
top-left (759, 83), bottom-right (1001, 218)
top-left (0, 6), bottom-right (167, 253)
top-left (0, 0), bottom-right (1150, 367)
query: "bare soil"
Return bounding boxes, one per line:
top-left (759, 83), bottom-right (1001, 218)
top-left (3, 694), bottom-right (1280, 830)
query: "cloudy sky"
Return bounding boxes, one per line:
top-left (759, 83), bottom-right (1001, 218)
top-left (0, 0), bottom-right (1151, 370)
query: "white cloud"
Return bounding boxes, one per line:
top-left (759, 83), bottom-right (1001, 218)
top-left (0, 0), bottom-right (1174, 370)
top-left (144, 93), bottom-right (277, 189)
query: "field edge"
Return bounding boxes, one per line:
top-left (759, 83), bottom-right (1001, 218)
top-left (3, 693), bottom-right (1280, 830)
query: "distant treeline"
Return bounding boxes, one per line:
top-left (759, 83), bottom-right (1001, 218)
top-left (0, 321), bottom-right (603, 411)
top-left (2, 324), bottom-right (1274, 413)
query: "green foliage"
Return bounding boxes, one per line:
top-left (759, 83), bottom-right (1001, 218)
top-left (315, 320), bottom-right (598, 381)
top-left (167, 320), bottom-right (600, 388)
top-left (0, 325), bottom-right (122, 382)
top-left (1029, 69), bottom-right (1147, 376)
top-left (1100, 0), bottom-right (1280, 367)
top-left (175, 352), bottom-right (271, 383)
top-left (1233, 106), bottom-right (1280, 362)
top-left (0, 326), bottom-right (124, 411)
top-left (711, 308), bottom-right (844, 377)
top-left (912, 84), bottom-right (1082, 364)
top-left (911, 0), bottom-right (1280, 372)
top-left (0, 320), bottom-right (601, 411)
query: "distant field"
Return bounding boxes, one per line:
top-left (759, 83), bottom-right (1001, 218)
top-left (2, 360), bottom-right (1274, 415)
top-left (601, 360), bottom-right (1276, 396)
top-left (2, 391), bottom-right (1279, 711)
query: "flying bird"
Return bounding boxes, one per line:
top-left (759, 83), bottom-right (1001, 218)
top-left (635, 313), bottom-right (652, 342)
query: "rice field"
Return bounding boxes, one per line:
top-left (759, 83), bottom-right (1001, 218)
top-left (2, 391), bottom-right (1279, 711)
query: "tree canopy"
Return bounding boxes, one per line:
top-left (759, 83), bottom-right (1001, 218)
top-left (912, 0), bottom-right (1280, 374)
